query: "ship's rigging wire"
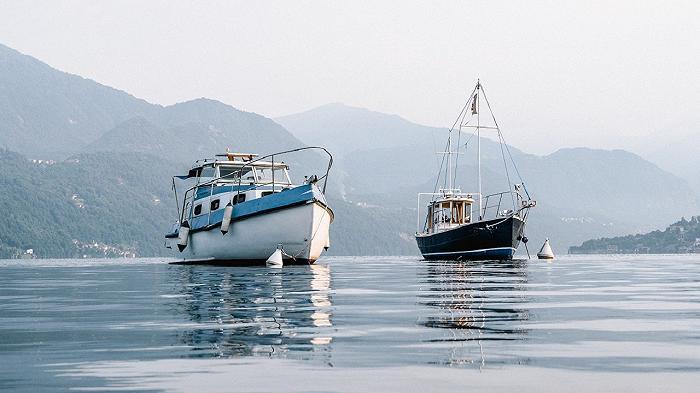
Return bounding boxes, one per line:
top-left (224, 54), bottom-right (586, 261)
top-left (449, 85), bottom-right (478, 190)
top-left (480, 86), bottom-right (531, 200)
top-left (425, 80), bottom-right (533, 232)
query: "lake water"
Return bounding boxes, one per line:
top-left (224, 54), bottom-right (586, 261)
top-left (1, 255), bottom-right (698, 392)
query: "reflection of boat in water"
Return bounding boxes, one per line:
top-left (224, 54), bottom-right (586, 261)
top-left (165, 147), bottom-right (334, 264)
top-left (169, 264), bottom-right (333, 359)
top-left (416, 259), bottom-right (529, 366)
top-left (415, 81), bottom-right (536, 260)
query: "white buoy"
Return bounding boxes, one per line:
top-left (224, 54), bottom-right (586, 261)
top-left (266, 247), bottom-right (284, 268)
top-left (177, 221), bottom-right (190, 252)
top-left (220, 203), bottom-right (233, 234)
top-left (537, 238), bottom-right (555, 259)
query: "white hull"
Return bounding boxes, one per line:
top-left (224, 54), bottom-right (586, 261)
top-left (167, 201), bottom-right (332, 263)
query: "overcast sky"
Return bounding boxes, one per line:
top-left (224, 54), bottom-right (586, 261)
top-left (0, 0), bottom-right (698, 154)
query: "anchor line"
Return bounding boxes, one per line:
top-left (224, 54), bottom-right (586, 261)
top-left (287, 201), bottom-right (331, 263)
top-left (523, 240), bottom-right (531, 259)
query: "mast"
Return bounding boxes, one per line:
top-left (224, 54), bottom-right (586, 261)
top-left (476, 80), bottom-right (482, 219)
top-left (447, 128), bottom-right (452, 194)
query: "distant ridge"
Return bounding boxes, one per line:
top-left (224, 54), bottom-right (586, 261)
top-left (278, 103), bottom-right (700, 249)
top-left (276, 102), bottom-right (447, 156)
top-left (1, 41), bottom-right (699, 256)
top-left (86, 98), bottom-right (306, 165)
top-left (0, 42), bottom-right (417, 257)
top-left (0, 43), bottom-right (306, 161)
top-left (0, 43), bottom-right (157, 157)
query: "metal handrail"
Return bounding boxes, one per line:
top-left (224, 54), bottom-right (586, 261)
top-left (480, 189), bottom-right (532, 220)
top-left (176, 146), bottom-right (333, 224)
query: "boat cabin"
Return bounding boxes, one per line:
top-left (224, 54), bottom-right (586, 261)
top-left (181, 153), bottom-right (296, 223)
top-left (426, 195), bottom-right (475, 233)
top-left (187, 153), bottom-right (292, 187)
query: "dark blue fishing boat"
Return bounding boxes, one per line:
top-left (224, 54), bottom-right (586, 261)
top-left (415, 81), bottom-right (536, 260)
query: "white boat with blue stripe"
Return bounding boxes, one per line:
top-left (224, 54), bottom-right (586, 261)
top-left (165, 147), bottom-right (334, 265)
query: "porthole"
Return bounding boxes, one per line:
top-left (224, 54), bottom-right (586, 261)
top-left (233, 194), bottom-right (246, 205)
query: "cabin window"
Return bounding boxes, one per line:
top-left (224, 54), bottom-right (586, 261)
top-left (201, 166), bottom-right (216, 178)
top-left (194, 204), bottom-right (202, 215)
top-left (261, 191), bottom-right (273, 197)
top-left (210, 199), bottom-right (220, 210)
top-left (218, 166), bottom-right (253, 182)
top-left (232, 194), bottom-right (246, 205)
top-left (254, 167), bottom-right (291, 184)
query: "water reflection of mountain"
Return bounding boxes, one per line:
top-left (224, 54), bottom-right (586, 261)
top-left (167, 264), bottom-right (333, 360)
top-left (417, 259), bottom-right (530, 366)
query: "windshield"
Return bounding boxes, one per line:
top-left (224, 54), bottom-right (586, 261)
top-left (196, 165), bottom-right (216, 185)
top-left (218, 166), bottom-right (254, 182)
top-left (253, 167), bottom-right (291, 184)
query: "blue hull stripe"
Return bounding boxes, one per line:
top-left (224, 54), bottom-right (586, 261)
top-left (195, 184), bottom-right (257, 200)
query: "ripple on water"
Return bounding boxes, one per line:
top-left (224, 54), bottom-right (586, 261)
top-left (0, 255), bottom-right (699, 391)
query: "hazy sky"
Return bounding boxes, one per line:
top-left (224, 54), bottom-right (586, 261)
top-left (0, 1), bottom-right (698, 154)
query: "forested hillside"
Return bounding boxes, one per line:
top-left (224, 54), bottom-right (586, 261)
top-left (570, 216), bottom-right (700, 254)
top-left (1, 42), bottom-right (698, 258)
top-left (0, 150), bottom-right (174, 258)
top-left (0, 149), bottom-right (418, 258)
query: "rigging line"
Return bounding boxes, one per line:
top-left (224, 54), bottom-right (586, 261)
top-left (461, 117), bottom-right (478, 150)
top-left (447, 88), bottom-right (476, 192)
top-left (497, 130), bottom-right (515, 210)
top-left (476, 85), bottom-right (513, 200)
top-left (480, 84), bottom-right (528, 190)
top-left (431, 128), bottom-right (441, 173)
top-left (432, 137), bottom-right (450, 195)
top-left (442, 141), bottom-right (449, 192)
top-left (452, 115), bottom-right (463, 189)
top-left (448, 84), bottom-right (479, 133)
top-left (444, 83), bottom-right (478, 193)
top-left (427, 141), bottom-right (450, 231)
top-left (451, 94), bottom-right (474, 189)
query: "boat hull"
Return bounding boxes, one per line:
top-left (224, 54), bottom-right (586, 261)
top-left (167, 201), bottom-right (332, 264)
top-left (415, 215), bottom-right (525, 260)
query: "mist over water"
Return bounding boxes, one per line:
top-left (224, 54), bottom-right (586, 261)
top-left (1, 256), bottom-right (698, 392)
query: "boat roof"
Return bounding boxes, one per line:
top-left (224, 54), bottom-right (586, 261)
top-left (432, 195), bottom-right (475, 204)
top-left (191, 152), bottom-right (288, 169)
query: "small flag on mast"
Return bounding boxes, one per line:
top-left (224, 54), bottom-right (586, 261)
top-left (471, 93), bottom-right (478, 114)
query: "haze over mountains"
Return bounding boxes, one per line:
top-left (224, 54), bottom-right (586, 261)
top-left (278, 104), bottom-right (700, 253)
top-left (0, 44), bottom-right (156, 158)
top-left (1, 42), bottom-right (698, 258)
top-left (0, 43), bottom-right (413, 258)
top-left (629, 124), bottom-right (700, 194)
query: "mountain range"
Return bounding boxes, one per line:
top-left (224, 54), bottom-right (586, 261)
top-left (0, 43), bottom-right (413, 258)
top-left (628, 123), bottom-right (700, 194)
top-left (278, 104), bottom-right (700, 253)
top-left (1, 42), bottom-right (698, 258)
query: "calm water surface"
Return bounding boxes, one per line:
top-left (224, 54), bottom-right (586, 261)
top-left (0, 255), bottom-right (698, 392)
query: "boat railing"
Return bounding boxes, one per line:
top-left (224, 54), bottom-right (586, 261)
top-left (177, 146), bottom-right (333, 225)
top-left (480, 190), bottom-right (534, 221)
top-left (180, 179), bottom-right (291, 227)
top-left (416, 189), bottom-right (534, 232)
